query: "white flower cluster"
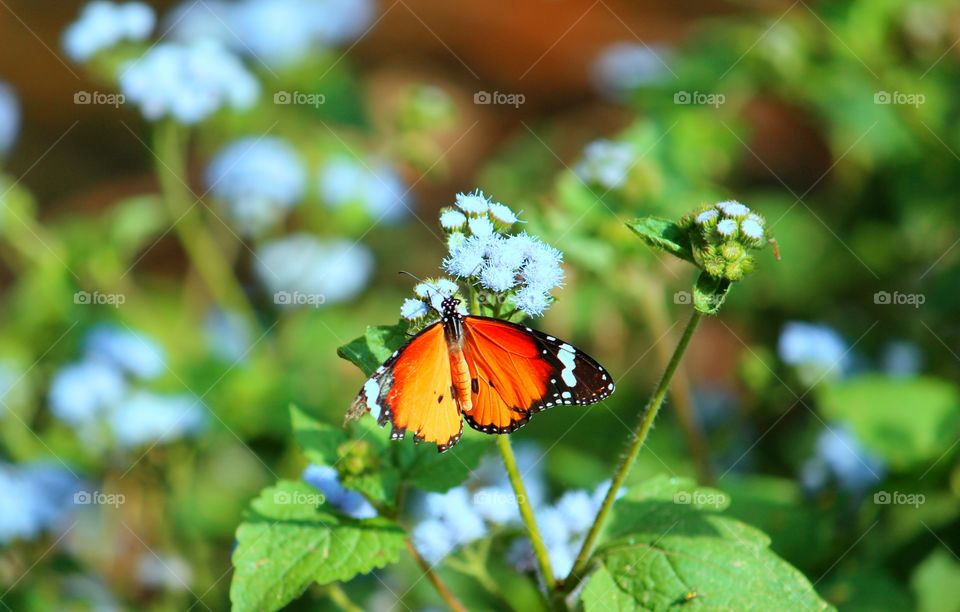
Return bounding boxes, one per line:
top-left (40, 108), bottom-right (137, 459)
top-left (695, 200), bottom-right (766, 246)
top-left (400, 191), bottom-right (564, 320)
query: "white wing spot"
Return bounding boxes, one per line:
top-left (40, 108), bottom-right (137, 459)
top-left (558, 344), bottom-right (578, 387)
top-left (561, 391), bottom-right (572, 399)
top-left (607, 383), bottom-right (614, 390)
top-left (363, 379), bottom-right (382, 419)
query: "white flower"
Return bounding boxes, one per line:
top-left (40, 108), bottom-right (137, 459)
top-left (454, 190), bottom-right (490, 214)
top-left (447, 231), bottom-right (466, 251)
top-left (443, 235), bottom-right (490, 277)
top-left (778, 321), bottom-right (849, 376)
top-left (716, 200), bottom-right (750, 217)
top-left (467, 216), bottom-right (495, 238)
top-left (439, 209), bottom-right (467, 230)
top-left (400, 298), bottom-right (429, 320)
top-left (479, 265), bottom-right (517, 292)
top-left (63, 1), bottom-right (155, 62)
top-left (513, 286), bottom-right (551, 317)
top-left (740, 215), bottom-right (765, 240)
top-left (591, 42), bottom-right (671, 100)
top-left (488, 202), bottom-right (519, 224)
top-left (716, 219), bottom-right (738, 236)
top-left (696, 209), bottom-right (719, 225)
top-left (575, 139), bottom-right (634, 189)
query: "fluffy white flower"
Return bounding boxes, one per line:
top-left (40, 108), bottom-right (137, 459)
top-left (439, 209), bottom-right (467, 230)
top-left (443, 235), bottom-right (490, 277)
top-left (400, 298), bottom-right (429, 320)
top-left (696, 209), bottom-right (719, 224)
top-left (454, 190), bottom-right (490, 214)
top-left (740, 215), bottom-right (765, 240)
top-left (716, 200), bottom-right (750, 217)
top-left (488, 202), bottom-right (519, 224)
top-left (468, 216), bottom-right (495, 238)
top-left (716, 219), bottom-right (738, 236)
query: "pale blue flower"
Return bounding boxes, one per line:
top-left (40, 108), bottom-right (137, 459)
top-left (479, 264), bottom-right (518, 292)
top-left (556, 490), bottom-right (594, 534)
top-left (63, 1), bottom-right (155, 62)
top-left (119, 40), bottom-right (259, 124)
top-left (85, 325), bottom-right (166, 380)
top-left (166, 1), bottom-right (234, 45)
top-left (447, 231), bottom-right (467, 252)
top-left (695, 209), bottom-right (719, 225)
top-left (400, 298), bottom-right (429, 321)
top-left (471, 486), bottom-right (520, 524)
top-left (716, 219), bottom-right (738, 236)
top-left (574, 140), bottom-right (634, 190)
top-left (468, 216), bottom-right (495, 238)
top-left (882, 341), bottom-right (922, 378)
top-left (801, 424), bottom-right (884, 493)
top-left (454, 190), bottom-right (490, 215)
top-left (592, 41), bottom-right (670, 99)
top-left (778, 322), bottom-right (849, 377)
top-left (443, 235), bottom-right (490, 278)
top-left (255, 234), bottom-right (374, 306)
top-left (319, 156), bottom-right (410, 223)
top-left (107, 391), bottom-right (206, 448)
top-left (414, 278), bottom-right (459, 299)
top-left (49, 361), bottom-right (127, 426)
top-left (0, 83), bottom-right (20, 156)
top-left (521, 238), bottom-right (564, 292)
top-left (488, 202), bottom-right (519, 224)
top-left (303, 465), bottom-right (377, 519)
top-left (206, 137), bottom-right (307, 235)
top-left (0, 461), bottom-right (79, 544)
top-left (230, 0), bottom-right (322, 67)
top-left (310, 0), bottom-right (375, 46)
top-left (412, 519), bottom-right (456, 564)
top-left (740, 215), bottom-right (764, 240)
top-left (439, 209), bottom-right (466, 230)
top-left (716, 200), bottom-right (751, 217)
top-left (204, 310), bottom-right (253, 362)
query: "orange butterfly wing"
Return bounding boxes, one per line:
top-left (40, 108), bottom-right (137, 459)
top-left (350, 323), bottom-right (463, 451)
top-left (461, 316), bottom-right (614, 434)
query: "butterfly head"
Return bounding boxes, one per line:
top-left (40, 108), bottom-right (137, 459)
top-left (440, 296), bottom-right (462, 318)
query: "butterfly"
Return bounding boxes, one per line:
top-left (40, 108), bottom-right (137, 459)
top-left (348, 295), bottom-right (615, 452)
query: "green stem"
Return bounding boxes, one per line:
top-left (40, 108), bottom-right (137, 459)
top-left (561, 310), bottom-right (704, 591)
top-left (325, 583), bottom-right (363, 612)
top-left (405, 539), bottom-right (467, 612)
top-left (153, 120), bottom-right (259, 330)
top-left (496, 436), bottom-right (561, 600)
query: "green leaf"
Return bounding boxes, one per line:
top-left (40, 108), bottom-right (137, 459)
top-left (230, 481), bottom-right (405, 612)
top-left (396, 437), bottom-right (492, 493)
top-left (290, 404), bottom-right (346, 466)
top-left (817, 375), bottom-right (960, 470)
top-left (693, 270), bottom-right (732, 314)
top-left (911, 550), bottom-right (960, 612)
top-left (627, 217), bottom-right (695, 263)
top-left (581, 475), bottom-right (832, 611)
top-left (337, 322), bottom-right (410, 376)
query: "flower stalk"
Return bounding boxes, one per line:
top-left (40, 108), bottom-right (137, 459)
top-left (153, 120), bottom-right (259, 329)
top-left (562, 309), bottom-right (704, 590)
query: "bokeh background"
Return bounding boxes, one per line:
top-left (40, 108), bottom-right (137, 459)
top-left (0, 0), bottom-right (959, 609)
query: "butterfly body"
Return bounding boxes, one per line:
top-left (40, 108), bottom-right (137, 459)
top-left (350, 297), bottom-right (614, 452)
